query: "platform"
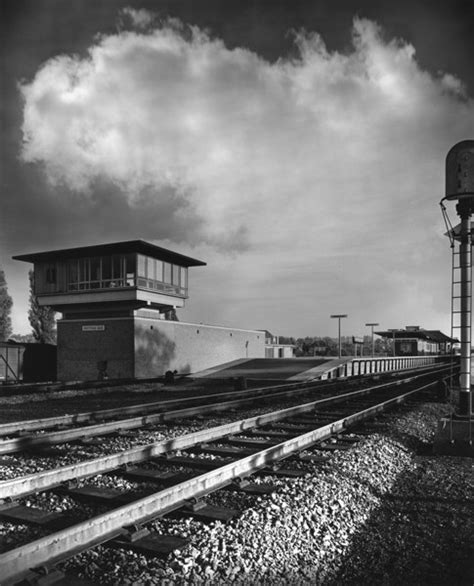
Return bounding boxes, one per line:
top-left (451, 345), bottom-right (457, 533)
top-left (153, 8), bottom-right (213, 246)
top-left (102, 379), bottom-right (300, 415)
top-left (190, 358), bottom-right (333, 381)
top-left (190, 355), bottom-right (448, 383)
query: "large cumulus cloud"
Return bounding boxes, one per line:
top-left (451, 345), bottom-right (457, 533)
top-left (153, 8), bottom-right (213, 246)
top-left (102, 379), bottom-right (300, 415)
top-left (19, 11), bottom-right (474, 334)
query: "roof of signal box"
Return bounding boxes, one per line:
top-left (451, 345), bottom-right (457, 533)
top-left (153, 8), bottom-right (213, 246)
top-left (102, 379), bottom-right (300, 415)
top-left (12, 240), bottom-right (206, 267)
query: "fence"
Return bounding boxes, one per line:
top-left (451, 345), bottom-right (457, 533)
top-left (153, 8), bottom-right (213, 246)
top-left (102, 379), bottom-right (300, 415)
top-left (323, 355), bottom-right (452, 379)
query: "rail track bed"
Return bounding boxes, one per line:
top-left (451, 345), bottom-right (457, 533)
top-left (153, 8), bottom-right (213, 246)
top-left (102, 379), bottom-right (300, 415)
top-left (0, 366), bottom-right (459, 584)
top-left (0, 363), bottom-right (448, 440)
top-left (0, 363), bottom-right (449, 425)
top-left (0, 366), bottom-right (448, 478)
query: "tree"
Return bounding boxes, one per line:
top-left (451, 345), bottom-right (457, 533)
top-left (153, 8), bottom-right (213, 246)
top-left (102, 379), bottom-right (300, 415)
top-left (0, 268), bottom-right (13, 341)
top-left (28, 269), bottom-right (56, 344)
top-left (9, 333), bottom-right (35, 343)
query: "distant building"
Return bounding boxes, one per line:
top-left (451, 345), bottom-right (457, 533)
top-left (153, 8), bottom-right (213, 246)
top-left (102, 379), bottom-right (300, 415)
top-left (14, 241), bottom-right (265, 381)
top-left (375, 326), bottom-right (455, 356)
top-left (0, 341), bottom-right (56, 383)
top-left (260, 330), bottom-right (295, 358)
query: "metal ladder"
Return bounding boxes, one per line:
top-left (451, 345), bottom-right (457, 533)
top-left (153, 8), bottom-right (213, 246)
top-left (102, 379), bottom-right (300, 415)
top-left (450, 244), bottom-right (473, 440)
top-left (441, 200), bottom-right (473, 440)
top-left (451, 245), bottom-right (470, 355)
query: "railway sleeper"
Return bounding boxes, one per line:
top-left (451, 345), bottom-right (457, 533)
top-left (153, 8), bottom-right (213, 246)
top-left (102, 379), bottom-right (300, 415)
top-left (266, 423), bottom-right (316, 433)
top-left (248, 428), bottom-right (294, 439)
top-left (302, 411), bottom-right (348, 420)
top-left (120, 466), bottom-right (191, 485)
top-left (25, 446), bottom-right (64, 457)
top-left (314, 415), bottom-right (350, 423)
top-left (58, 485), bottom-right (137, 506)
top-left (223, 436), bottom-right (280, 449)
top-left (76, 437), bottom-right (103, 446)
top-left (111, 429), bottom-right (139, 438)
top-left (284, 415), bottom-right (330, 423)
top-left (14, 566), bottom-right (75, 586)
top-left (108, 529), bottom-right (188, 558)
top-left (51, 424), bottom-right (70, 432)
top-left (176, 499), bottom-right (238, 524)
top-left (154, 454), bottom-right (233, 470)
top-left (191, 443), bottom-right (255, 458)
top-left (0, 502), bottom-right (65, 528)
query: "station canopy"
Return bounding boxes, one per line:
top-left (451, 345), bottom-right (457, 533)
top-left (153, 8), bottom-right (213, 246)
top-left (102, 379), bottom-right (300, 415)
top-left (375, 328), bottom-right (456, 343)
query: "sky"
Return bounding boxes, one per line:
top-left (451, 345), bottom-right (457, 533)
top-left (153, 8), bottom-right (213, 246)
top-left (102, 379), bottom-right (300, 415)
top-left (2, 0), bottom-right (474, 339)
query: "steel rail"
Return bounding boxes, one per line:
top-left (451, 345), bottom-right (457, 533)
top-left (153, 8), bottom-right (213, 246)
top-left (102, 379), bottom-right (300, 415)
top-left (0, 366), bottom-right (451, 455)
top-left (0, 386), bottom-right (346, 455)
top-left (0, 379), bottom-right (326, 437)
top-left (0, 372), bottom-right (421, 455)
top-left (0, 378), bottom-right (441, 583)
top-left (0, 381), bottom-right (392, 500)
top-left (0, 368), bottom-right (452, 500)
top-left (0, 362), bottom-right (448, 437)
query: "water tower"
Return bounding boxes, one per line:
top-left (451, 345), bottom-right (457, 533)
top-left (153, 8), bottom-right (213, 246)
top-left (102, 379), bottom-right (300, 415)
top-left (436, 140), bottom-right (474, 454)
top-left (442, 140), bottom-right (474, 415)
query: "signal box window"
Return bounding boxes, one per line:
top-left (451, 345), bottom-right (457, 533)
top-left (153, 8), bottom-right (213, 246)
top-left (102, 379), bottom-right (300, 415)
top-left (46, 266), bottom-right (56, 284)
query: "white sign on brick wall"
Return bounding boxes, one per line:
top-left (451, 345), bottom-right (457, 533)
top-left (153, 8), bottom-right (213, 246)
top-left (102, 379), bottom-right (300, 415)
top-left (82, 325), bottom-right (105, 331)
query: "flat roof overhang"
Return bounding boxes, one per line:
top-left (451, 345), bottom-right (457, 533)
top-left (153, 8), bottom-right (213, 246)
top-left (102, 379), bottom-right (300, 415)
top-left (36, 288), bottom-right (186, 310)
top-left (375, 330), bottom-right (455, 343)
top-left (12, 240), bottom-right (206, 267)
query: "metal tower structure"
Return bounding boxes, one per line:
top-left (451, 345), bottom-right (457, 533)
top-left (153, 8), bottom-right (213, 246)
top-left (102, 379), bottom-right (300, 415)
top-left (441, 140), bottom-right (474, 418)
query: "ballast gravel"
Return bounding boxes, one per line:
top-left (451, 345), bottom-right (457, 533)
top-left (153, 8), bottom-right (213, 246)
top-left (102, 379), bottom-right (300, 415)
top-left (0, 379), bottom-right (275, 422)
top-left (53, 402), bottom-right (473, 585)
top-left (0, 395), bottom-right (338, 481)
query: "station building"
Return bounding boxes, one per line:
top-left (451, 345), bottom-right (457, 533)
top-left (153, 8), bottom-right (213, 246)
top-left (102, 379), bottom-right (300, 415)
top-left (13, 241), bottom-right (265, 381)
top-left (375, 326), bottom-right (455, 356)
top-left (261, 330), bottom-right (295, 358)
top-left (0, 341), bottom-right (56, 382)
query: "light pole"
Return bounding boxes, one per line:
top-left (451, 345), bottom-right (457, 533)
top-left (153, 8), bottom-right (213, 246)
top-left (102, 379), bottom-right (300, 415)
top-left (330, 314), bottom-right (347, 358)
top-left (365, 322), bottom-right (379, 357)
top-left (387, 328), bottom-right (398, 357)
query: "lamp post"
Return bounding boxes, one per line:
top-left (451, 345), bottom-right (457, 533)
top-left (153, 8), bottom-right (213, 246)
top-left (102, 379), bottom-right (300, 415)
top-left (330, 314), bottom-right (347, 358)
top-left (365, 322), bottom-right (379, 357)
top-left (387, 328), bottom-right (398, 357)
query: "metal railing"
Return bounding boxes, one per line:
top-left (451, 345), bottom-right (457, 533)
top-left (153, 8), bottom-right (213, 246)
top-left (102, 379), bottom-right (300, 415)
top-left (323, 355), bottom-right (451, 379)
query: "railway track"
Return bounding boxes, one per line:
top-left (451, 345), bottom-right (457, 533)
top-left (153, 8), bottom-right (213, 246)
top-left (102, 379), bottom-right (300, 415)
top-left (0, 377), bottom-right (355, 439)
top-left (0, 363), bottom-right (449, 454)
top-left (0, 365), bottom-right (454, 584)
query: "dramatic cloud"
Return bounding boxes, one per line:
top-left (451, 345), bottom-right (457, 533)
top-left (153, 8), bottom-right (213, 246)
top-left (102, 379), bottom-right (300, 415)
top-left (18, 12), bottom-right (474, 334)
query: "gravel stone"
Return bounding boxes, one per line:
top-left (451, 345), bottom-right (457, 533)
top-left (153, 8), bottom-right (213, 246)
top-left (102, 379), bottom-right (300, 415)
top-left (2, 392), bottom-right (471, 585)
top-left (49, 402), bottom-right (473, 585)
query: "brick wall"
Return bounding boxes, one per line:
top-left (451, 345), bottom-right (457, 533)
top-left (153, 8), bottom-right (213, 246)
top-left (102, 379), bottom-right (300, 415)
top-left (134, 318), bottom-right (265, 377)
top-left (57, 318), bottom-right (134, 380)
top-left (57, 315), bottom-right (266, 381)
